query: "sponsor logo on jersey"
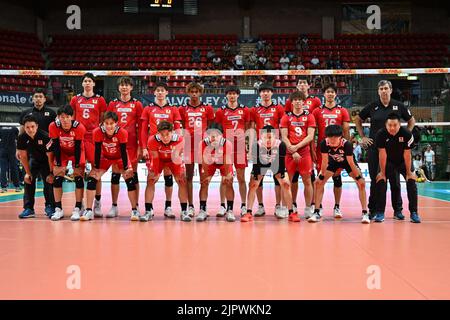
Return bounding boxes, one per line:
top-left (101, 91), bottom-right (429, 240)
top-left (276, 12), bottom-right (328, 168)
top-left (44, 112), bottom-right (50, 116)
top-left (155, 114), bottom-right (169, 119)
top-left (393, 106), bottom-right (398, 110)
top-left (80, 104), bottom-right (95, 109)
top-left (302, 117), bottom-right (307, 121)
top-left (323, 114), bottom-right (338, 119)
top-left (92, 99), bottom-right (98, 104)
top-left (292, 122), bottom-right (304, 126)
top-left (112, 137), bottom-right (118, 142)
top-left (399, 137), bottom-right (404, 142)
top-left (200, 108), bottom-right (205, 112)
top-left (227, 115), bottom-right (242, 121)
top-left (103, 142), bottom-right (118, 148)
top-left (261, 113), bottom-right (274, 118)
top-left (336, 110), bottom-right (341, 114)
top-left (188, 112), bottom-right (203, 117)
top-left (117, 108), bottom-right (132, 112)
top-left (238, 110), bottom-right (243, 115)
top-left (38, 140), bottom-right (43, 145)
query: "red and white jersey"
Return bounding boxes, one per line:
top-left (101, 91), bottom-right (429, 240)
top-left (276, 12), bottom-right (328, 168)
top-left (107, 98), bottom-right (143, 147)
top-left (48, 120), bottom-right (86, 156)
top-left (251, 103), bottom-right (285, 134)
top-left (199, 136), bottom-right (233, 165)
top-left (284, 95), bottom-right (322, 114)
top-left (214, 104), bottom-right (251, 143)
top-left (140, 102), bottom-right (182, 148)
top-left (93, 126), bottom-right (128, 160)
top-left (147, 133), bottom-right (184, 163)
top-left (280, 110), bottom-right (316, 156)
top-left (179, 102), bottom-right (215, 139)
top-left (312, 105), bottom-right (350, 143)
top-left (70, 94), bottom-right (107, 138)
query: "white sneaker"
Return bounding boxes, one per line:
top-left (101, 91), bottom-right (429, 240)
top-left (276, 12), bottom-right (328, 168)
top-left (254, 205), bottom-right (265, 217)
top-left (361, 213), bottom-right (371, 224)
top-left (225, 210), bottom-right (236, 222)
top-left (180, 210), bottom-right (192, 222)
top-left (275, 205), bottom-right (286, 219)
top-left (240, 205), bottom-right (247, 216)
top-left (70, 207), bottom-right (82, 221)
top-left (93, 199), bottom-right (102, 218)
top-left (139, 210), bottom-right (154, 222)
top-left (196, 209), bottom-right (208, 222)
top-left (334, 207), bottom-right (343, 219)
top-left (51, 208), bottom-right (64, 221)
top-left (106, 206), bottom-right (119, 218)
top-left (304, 206), bottom-right (314, 220)
top-left (216, 205), bottom-right (227, 217)
top-left (164, 206), bottom-right (175, 219)
top-left (188, 206), bottom-right (195, 217)
top-left (130, 209), bottom-right (140, 221)
top-left (80, 209), bottom-right (94, 221)
top-left (308, 212), bottom-right (322, 223)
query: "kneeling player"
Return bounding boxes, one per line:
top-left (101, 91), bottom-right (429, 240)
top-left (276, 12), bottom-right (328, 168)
top-left (197, 123), bottom-right (235, 222)
top-left (242, 125), bottom-right (297, 222)
top-left (81, 111), bottom-right (138, 221)
top-left (140, 121), bottom-right (189, 222)
top-left (310, 125), bottom-right (369, 224)
top-left (48, 105), bottom-right (86, 221)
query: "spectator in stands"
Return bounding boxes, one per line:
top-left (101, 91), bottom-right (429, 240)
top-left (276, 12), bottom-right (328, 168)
top-left (223, 43), bottom-right (231, 57)
top-left (234, 53), bottom-right (244, 70)
top-left (279, 53), bottom-right (290, 70)
top-left (212, 56), bottom-right (222, 68)
top-left (51, 77), bottom-right (63, 106)
top-left (295, 36), bottom-right (303, 52)
top-left (258, 55), bottom-right (267, 69)
top-left (326, 54), bottom-right (334, 69)
top-left (426, 118), bottom-right (435, 135)
top-left (265, 58), bottom-right (274, 70)
top-left (423, 144), bottom-right (436, 180)
top-left (248, 51), bottom-right (259, 70)
top-left (431, 90), bottom-right (441, 105)
top-left (264, 42), bottom-right (273, 58)
top-left (206, 48), bottom-right (216, 61)
top-left (287, 50), bottom-right (296, 61)
top-left (192, 47), bottom-right (201, 63)
top-left (353, 140), bottom-right (363, 162)
top-left (311, 55), bottom-right (320, 68)
top-left (296, 60), bottom-right (305, 70)
top-left (288, 61), bottom-right (297, 70)
top-left (413, 154), bottom-right (430, 182)
top-left (253, 78), bottom-right (263, 91)
top-left (334, 55), bottom-right (343, 69)
top-left (301, 35), bottom-right (309, 51)
top-left (0, 124), bottom-right (21, 193)
top-left (256, 39), bottom-right (266, 51)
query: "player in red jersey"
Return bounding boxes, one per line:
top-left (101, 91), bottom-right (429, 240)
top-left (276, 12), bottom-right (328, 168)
top-left (196, 123), bottom-right (235, 222)
top-left (140, 82), bottom-right (182, 218)
top-left (214, 86), bottom-right (251, 218)
top-left (284, 77), bottom-right (322, 114)
top-left (280, 91), bottom-right (316, 219)
top-left (70, 73), bottom-right (107, 217)
top-left (106, 77), bottom-right (143, 218)
top-left (312, 84), bottom-right (351, 219)
top-left (139, 121), bottom-right (189, 222)
top-left (179, 82), bottom-right (215, 217)
top-left (80, 111), bottom-right (138, 221)
top-left (249, 82), bottom-right (286, 218)
top-left (47, 106), bottom-right (86, 221)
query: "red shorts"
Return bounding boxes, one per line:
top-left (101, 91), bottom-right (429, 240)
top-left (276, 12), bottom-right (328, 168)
top-left (146, 160), bottom-right (186, 177)
top-left (56, 153), bottom-right (86, 170)
top-left (84, 139), bottom-right (95, 164)
top-left (202, 163), bottom-right (233, 177)
top-left (98, 157), bottom-right (126, 172)
top-left (232, 152), bottom-right (247, 169)
top-left (286, 154), bottom-right (313, 177)
top-left (127, 144), bottom-right (138, 167)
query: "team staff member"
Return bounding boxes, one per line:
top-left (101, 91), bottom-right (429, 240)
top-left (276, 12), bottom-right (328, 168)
top-left (374, 113), bottom-right (421, 223)
top-left (355, 80), bottom-right (415, 220)
top-left (16, 115), bottom-right (55, 219)
top-left (19, 89), bottom-right (57, 134)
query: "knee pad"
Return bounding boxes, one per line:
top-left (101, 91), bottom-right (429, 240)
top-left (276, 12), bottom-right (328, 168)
top-left (74, 176), bottom-right (84, 189)
top-left (259, 177), bottom-right (264, 187)
top-left (318, 174), bottom-right (325, 181)
top-left (164, 175), bottom-right (173, 187)
top-left (111, 173), bottom-right (121, 185)
top-left (132, 172), bottom-right (139, 185)
top-left (292, 172), bottom-right (300, 183)
top-left (355, 175), bottom-right (362, 181)
top-left (332, 175), bottom-right (342, 188)
top-left (87, 177), bottom-right (98, 191)
top-left (273, 175), bottom-right (280, 186)
top-left (53, 175), bottom-right (63, 188)
top-left (310, 171), bottom-right (315, 183)
top-left (125, 178), bottom-right (136, 191)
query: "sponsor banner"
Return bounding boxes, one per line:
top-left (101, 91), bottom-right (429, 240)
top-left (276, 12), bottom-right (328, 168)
top-left (0, 91), bottom-right (32, 106)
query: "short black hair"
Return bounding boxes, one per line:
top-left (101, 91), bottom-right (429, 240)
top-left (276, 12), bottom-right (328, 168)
top-left (82, 72), bottom-right (96, 82)
top-left (157, 120), bottom-right (173, 132)
top-left (323, 83), bottom-right (337, 94)
top-left (117, 76), bottom-right (134, 87)
top-left (261, 125), bottom-right (275, 134)
top-left (154, 81), bottom-right (169, 91)
top-left (225, 85), bottom-right (240, 95)
top-left (386, 112), bottom-right (401, 122)
top-left (103, 111), bottom-right (119, 122)
top-left (207, 122), bottom-right (223, 134)
top-left (22, 114), bottom-right (38, 125)
top-left (297, 76), bottom-right (310, 84)
top-left (32, 88), bottom-right (46, 97)
top-left (57, 105), bottom-right (74, 116)
top-left (325, 124), bottom-right (343, 137)
top-left (258, 82), bottom-right (274, 93)
top-left (289, 91), bottom-right (307, 101)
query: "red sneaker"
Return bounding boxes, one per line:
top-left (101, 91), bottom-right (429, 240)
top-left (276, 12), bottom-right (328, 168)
top-left (288, 212), bottom-right (301, 222)
top-left (241, 213), bottom-right (253, 222)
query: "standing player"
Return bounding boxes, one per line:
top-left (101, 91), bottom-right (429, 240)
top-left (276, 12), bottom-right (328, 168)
top-left (81, 112), bottom-right (139, 221)
top-left (179, 82), bottom-right (215, 217)
top-left (139, 121), bottom-right (189, 222)
top-left (48, 106), bottom-right (86, 221)
top-left (214, 85), bottom-right (251, 217)
top-left (70, 73), bottom-right (107, 217)
top-left (310, 125), bottom-right (369, 224)
top-left (107, 77), bottom-right (143, 218)
top-left (280, 91), bottom-right (316, 219)
top-left (312, 84), bottom-right (350, 219)
top-left (196, 123), bottom-right (235, 222)
top-left (243, 125), bottom-right (296, 222)
top-left (249, 83), bottom-right (286, 218)
top-left (140, 82), bottom-right (182, 218)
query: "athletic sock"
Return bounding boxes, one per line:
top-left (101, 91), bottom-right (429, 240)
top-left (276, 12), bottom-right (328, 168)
top-left (95, 195), bottom-right (101, 201)
top-left (200, 201), bottom-right (207, 211)
top-left (334, 204), bottom-right (340, 209)
top-left (75, 202), bottom-right (82, 209)
top-left (227, 201), bottom-right (234, 211)
top-left (55, 201), bottom-right (62, 209)
top-left (181, 203), bottom-right (188, 212)
top-left (145, 203), bottom-right (153, 212)
top-left (165, 201), bottom-right (171, 209)
top-left (221, 202), bottom-right (226, 208)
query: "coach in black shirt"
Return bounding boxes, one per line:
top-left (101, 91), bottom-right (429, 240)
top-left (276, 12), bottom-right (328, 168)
top-left (374, 113), bottom-right (421, 223)
top-left (355, 80), bottom-right (415, 220)
top-left (16, 115), bottom-right (55, 219)
top-left (19, 88), bottom-right (56, 133)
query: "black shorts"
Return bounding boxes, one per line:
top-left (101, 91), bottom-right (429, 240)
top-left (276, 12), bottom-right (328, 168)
top-left (326, 160), bottom-right (359, 175)
top-left (251, 164), bottom-right (285, 179)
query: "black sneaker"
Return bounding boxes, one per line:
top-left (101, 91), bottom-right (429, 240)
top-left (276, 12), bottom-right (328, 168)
top-left (394, 211), bottom-right (405, 220)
